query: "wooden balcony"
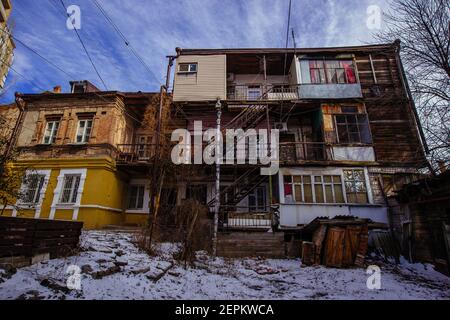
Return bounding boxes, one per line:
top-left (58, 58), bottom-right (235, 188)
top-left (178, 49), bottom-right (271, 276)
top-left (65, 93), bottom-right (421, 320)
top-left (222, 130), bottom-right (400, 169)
top-left (116, 144), bottom-right (157, 165)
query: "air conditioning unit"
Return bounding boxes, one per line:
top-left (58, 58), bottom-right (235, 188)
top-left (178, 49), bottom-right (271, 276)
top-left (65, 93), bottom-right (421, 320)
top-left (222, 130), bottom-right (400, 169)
top-left (227, 73), bottom-right (235, 81)
top-left (273, 122), bottom-right (288, 132)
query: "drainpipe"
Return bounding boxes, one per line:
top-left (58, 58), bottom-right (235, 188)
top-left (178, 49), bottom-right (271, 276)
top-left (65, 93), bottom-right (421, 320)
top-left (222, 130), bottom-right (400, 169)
top-left (165, 47), bottom-right (182, 91)
top-left (0, 93), bottom-right (26, 178)
top-left (212, 99), bottom-right (222, 258)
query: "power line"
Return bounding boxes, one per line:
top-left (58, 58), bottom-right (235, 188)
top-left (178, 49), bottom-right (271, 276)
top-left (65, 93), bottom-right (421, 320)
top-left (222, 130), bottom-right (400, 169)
top-left (90, 0), bottom-right (160, 85)
top-left (0, 27), bottom-right (76, 80)
top-left (58, 0), bottom-right (109, 90)
top-left (0, 56), bottom-right (48, 92)
top-left (280, 0), bottom-right (293, 121)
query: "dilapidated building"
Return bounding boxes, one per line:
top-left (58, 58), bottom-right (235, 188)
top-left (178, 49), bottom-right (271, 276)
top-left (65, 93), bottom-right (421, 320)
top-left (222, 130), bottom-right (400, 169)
top-left (167, 41), bottom-right (428, 250)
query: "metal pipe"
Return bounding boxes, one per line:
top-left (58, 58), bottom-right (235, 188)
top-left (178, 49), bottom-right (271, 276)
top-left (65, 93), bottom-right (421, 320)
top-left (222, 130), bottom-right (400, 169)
top-left (212, 99), bottom-right (222, 258)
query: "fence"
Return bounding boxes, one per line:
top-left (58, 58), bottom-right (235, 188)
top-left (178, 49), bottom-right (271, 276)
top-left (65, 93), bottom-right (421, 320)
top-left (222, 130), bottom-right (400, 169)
top-left (0, 216), bottom-right (83, 260)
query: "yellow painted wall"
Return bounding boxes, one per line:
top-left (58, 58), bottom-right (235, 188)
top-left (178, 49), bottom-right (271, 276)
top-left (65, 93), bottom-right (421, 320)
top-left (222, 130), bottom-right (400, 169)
top-left (5, 157), bottom-right (133, 229)
top-left (124, 213), bottom-right (148, 226)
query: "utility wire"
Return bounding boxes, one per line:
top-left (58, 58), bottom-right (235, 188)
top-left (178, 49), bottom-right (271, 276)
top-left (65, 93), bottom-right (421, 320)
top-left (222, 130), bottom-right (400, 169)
top-left (0, 27), bottom-right (76, 80)
top-left (0, 56), bottom-right (48, 92)
top-left (58, 0), bottom-right (109, 90)
top-left (90, 0), bottom-right (159, 84)
top-left (280, 0), bottom-right (292, 121)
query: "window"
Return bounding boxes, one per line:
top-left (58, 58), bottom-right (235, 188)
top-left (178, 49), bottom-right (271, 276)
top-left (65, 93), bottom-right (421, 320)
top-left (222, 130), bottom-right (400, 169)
top-left (344, 170), bottom-right (368, 204)
top-left (76, 119), bottom-right (93, 143)
top-left (247, 85), bottom-right (262, 100)
top-left (178, 63), bottom-right (197, 73)
top-left (128, 185), bottom-right (145, 209)
top-left (302, 59), bottom-right (357, 84)
top-left (59, 174), bottom-right (81, 204)
top-left (248, 187), bottom-right (266, 212)
top-left (22, 174), bottom-right (45, 204)
top-left (335, 113), bottom-right (372, 144)
top-left (43, 121), bottom-right (59, 144)
top-left (284, 175), bottom-right (345, 204)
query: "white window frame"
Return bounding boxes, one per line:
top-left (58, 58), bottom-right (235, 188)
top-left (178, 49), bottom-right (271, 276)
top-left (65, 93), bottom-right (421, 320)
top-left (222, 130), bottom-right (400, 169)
top-left (59, 174), bottom-right (82, 204)
top-left (75, 119), bottom-right (93, 144)
top-left (50, 169), bottom-right (87, 220)
top-left (127, 185), bottom-right (145, 210)
top-left (14, 170), bottom-right (51, 218)
top-left (126, 179), bottom-right (150, 214)
top-left (178, 63), bottom-right (198, 74)
top-left (43, 120), bottom-right (60, 144)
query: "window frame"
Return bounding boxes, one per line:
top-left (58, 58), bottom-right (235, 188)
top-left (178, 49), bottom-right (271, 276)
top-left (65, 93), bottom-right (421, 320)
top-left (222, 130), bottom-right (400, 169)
top-left (43, 120), bottom-right (60, 144)
top-left (59, 174), bottom-right (82, 204)
top-left (284, 174), bottom-right (346, 204)
top-left (334, 112), bottom-right (372, 145)
top-left (127, 184), bottom-right (146, 210)
top-left (303, 59), bottom-right (358, 85)
top-left (178, 63), bottom-right (198, 74)
top-left (343, 169), bottom-right (369, 204)
top-left (21, 174), bottom-right (46, 205)
top-left (75, 118), bottom-right (93, 144)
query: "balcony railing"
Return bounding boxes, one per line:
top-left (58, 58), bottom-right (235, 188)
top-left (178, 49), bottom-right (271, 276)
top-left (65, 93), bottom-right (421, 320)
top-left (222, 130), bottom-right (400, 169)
top-left (279, 142), bottom-right (329, 162)
top-left (227, 82), bottom-right (363, 100)
top-left (227, 84), bottom-right (299, 101)
top-left (117, 144), bottom-right (157, 164)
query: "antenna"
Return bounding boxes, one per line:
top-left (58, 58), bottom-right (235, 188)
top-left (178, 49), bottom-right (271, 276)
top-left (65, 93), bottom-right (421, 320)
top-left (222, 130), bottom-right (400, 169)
top-left (291, 28), bottom-right (297, 53)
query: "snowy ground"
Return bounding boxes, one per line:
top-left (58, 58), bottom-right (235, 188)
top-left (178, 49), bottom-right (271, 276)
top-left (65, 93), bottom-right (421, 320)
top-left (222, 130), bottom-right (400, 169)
top-left (0, 230), bottom-right (449, 300)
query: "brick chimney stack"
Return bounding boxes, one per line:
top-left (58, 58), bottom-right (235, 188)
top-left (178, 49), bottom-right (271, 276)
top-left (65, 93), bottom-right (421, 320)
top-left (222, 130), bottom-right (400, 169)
top-left (53, 85), bottom-right (62, 93)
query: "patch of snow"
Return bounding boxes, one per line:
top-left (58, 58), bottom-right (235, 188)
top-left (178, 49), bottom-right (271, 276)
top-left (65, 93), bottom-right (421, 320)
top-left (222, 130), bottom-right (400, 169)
top-left (0, 230), bottom-right (448, 300)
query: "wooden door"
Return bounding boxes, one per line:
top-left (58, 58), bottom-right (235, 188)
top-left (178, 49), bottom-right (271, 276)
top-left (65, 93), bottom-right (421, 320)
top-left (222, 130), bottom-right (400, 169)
top-left (324, 227), bottom-right (346, 267)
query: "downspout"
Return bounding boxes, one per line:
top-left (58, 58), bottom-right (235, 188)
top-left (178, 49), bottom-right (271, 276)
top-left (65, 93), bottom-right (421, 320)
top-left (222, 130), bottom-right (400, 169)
top-left (0, 93), bottom-right (26, 177)
top-left (212, 99), bottom-right (222, 258)
top-left (393, 40), bottom-right (431, 172)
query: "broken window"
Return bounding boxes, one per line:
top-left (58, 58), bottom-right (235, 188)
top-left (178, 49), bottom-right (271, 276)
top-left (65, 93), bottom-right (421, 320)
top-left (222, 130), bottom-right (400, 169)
top-left (76, 119), bottom-right (93, 143)
top-left (178, 63), bottom-right (197, 73)
top-left (128, 185), bottom-right (145, 209)
top-left (343, 169), bottom-right (368, 204)
top-left (22, 174), bottom-right (45, 204)
top-left (60, 174), bottom-right (81, 204)
top-left (335, 113), bottom-right (372, 144)
top-left (43, 120), bottom-right (59, 144)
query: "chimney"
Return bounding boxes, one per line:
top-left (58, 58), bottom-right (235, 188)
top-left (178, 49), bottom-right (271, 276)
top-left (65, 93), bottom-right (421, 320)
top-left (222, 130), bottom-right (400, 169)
top-left (53, 85), bottom-right (62, 93)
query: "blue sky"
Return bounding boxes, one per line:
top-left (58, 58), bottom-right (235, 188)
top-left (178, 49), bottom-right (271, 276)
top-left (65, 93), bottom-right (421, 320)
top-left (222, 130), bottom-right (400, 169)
top-left (1, 0), bottom-right (390, 103)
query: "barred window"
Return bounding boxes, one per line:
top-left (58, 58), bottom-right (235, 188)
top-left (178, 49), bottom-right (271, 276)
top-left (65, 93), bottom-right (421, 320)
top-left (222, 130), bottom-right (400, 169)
top-left (60, 174), bottom-right (81, 204)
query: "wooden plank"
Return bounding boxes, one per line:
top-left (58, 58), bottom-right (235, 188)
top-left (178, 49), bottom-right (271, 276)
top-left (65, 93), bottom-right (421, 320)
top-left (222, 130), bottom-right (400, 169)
top-left (343, 226), bottom-right (362, 266)
top-left (323, 227), bottom-right (346, 268)
top-left (312, 225), bottom-right (328, 265)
